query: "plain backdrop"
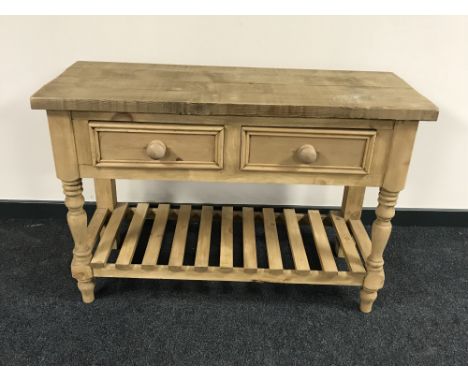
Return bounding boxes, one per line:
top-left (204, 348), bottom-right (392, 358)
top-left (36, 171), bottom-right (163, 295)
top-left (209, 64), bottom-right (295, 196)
top-left (0, 16), bottom-right (467, 209)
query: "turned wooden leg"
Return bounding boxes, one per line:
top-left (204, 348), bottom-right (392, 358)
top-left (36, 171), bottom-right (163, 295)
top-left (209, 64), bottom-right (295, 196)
top-left (63, 179), bottom-right (95, 303)
top-left (360, 188), bottom-right (398, 313)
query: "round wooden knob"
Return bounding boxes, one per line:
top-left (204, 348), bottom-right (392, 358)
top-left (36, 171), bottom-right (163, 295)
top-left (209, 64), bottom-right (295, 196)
top-left (146, 140), bottom-right (167, 160)
top-left (296, 144), bottom-right (317, 164)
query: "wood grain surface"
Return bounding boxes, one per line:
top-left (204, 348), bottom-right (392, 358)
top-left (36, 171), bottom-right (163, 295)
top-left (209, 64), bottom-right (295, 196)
top-left (31, 61), bottom-right (438, 120)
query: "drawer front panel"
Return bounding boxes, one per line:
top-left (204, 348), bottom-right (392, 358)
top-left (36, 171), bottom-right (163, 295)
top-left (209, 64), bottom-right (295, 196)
top-left (241, 127), bottom-right (376, 174)
top-left (89, 122), bottom-right (224, 169)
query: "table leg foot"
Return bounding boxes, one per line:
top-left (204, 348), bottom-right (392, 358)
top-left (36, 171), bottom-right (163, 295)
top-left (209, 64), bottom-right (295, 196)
top-left (359, 287), bottom-right (377, 313)
top-left (77, 280), bottom-right (96, 303)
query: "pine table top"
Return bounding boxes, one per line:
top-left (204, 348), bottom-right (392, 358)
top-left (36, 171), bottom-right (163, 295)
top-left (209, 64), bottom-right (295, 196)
top-left (31, 61), bottom-right (438, 121)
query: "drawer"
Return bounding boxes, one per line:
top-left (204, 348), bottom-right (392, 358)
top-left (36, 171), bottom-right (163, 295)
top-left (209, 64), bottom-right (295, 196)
top-left (89, 122), bottom-right (224, 169)
top-left (241, 126), bottom-right (376, 174)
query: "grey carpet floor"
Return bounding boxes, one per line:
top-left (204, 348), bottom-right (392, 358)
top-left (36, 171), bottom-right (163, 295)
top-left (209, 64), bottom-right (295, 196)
top-left (0, 216), bottom-right (467, 365)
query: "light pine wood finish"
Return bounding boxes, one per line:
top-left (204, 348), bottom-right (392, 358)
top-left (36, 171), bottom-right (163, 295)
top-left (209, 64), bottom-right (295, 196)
top-left (360, 121), bottom-right (418, 313)
top-left (88, 203), bottom-right (367, 283)
top-left (72, 113), bottom-right (395, 187)
top-left (91, 203), bottom-right (128, 268)
top-left (349, 219), bottom-right (372, 261)
top-left (115, 203), bottom-right (149, 269)
top-left (34, 62), bottom-right (438, 312)
top-left (360, 189), bottom-right (399, 313)
top-left (296, 144), bottom-right (318, 164)
top-left (146, 140), bottom-right (167, 160)
top-left (94, 179), bottom-right (117, 211)
top-left (283, 209), bottom-right (310, 274)
top-left (129, 205), bottom-right (312, 224)
top-left (31, 61), bottom-right (438, 121)
top-left (307, 210), bottom-right (338, 273)
top-left (241, 127), bottom-right (376, 175)
top-left (330, 213), bottom-right (366, 273)
top-left (336, 185), bottom-right (366, 258)
top-left (86, 208), bottom-right (109, 249)
top-left (47, 111), bottom-right (95, 303)
top-left (262, 208), bottom-right (283, 273)
top-left (141, 204), bottom-right (170, 268)
top-left (194, 206), bottom-right (214, 271)
top-left (89, 122), bottom-right (224, 170)
top-left (220, 207), bottom-right (234, 270)
top-left (47, 111), bottom-right (80, 181)
top-left (341, 186), bottom-right (366, 220)
top-left (168, 205), bottom-right (192, 270)
top-left (242, 207), bottom-right (257, 273)
top-left (94, 265), bottom-right (365, 286)
top-left (93, 178), bottom-right (117, 249)
top-left (62, 179), bottom-right (95, 303)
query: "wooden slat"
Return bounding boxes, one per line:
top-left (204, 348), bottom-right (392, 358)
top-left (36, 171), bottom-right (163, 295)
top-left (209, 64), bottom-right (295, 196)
top-left (349, 219), bottom-right (372, 262)
top-left (91, 203), bottom-right (128, 267)
top-left (131, 206), bottom-right (317, 224)
top-left (330, 213), bottom-right (366, 273)
top-left (86, 208), bottom-right (109, 249)
top-left (242, 207), bottom-right (257, 273)
top-left (194, 206), bottom-right (214, 270)
top-left (168, 205), bottom-right (191, 270)
top-left (283, 209), bottom-right (310, 273)
top-left (115, 203), bottom-right (149, 269)
top-left (141, 204), bottom-right (170, 268)
top-left (94, 265), bottom-right (365, 286)
top-left (262, 208), bottom-right (283, 272)
top-left (220, 206), bottom-right (234, 270)
top-left (308, 210), bottom-right (338, 273)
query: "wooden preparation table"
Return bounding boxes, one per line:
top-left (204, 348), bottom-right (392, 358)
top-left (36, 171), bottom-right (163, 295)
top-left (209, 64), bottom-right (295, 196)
top-left (31, 61), bottom-right (438, 312)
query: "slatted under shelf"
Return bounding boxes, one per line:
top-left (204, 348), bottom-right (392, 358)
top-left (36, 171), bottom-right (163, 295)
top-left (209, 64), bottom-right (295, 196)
top-left (88, 203), bottom-right (371, 286)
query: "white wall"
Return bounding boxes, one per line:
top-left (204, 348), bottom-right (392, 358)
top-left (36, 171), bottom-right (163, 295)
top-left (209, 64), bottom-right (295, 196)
top-left (1, 16), bottom-right (467, 209)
